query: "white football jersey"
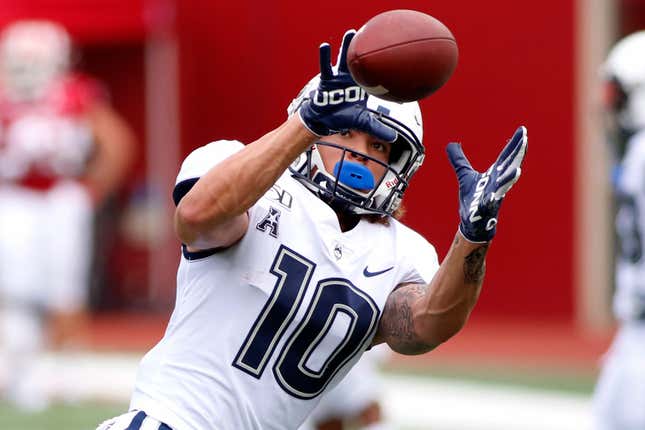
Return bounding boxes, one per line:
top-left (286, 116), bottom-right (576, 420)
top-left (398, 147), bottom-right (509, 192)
top-left (614, 129), bottom-right (645, 321)
top-left (130, 140), bottom-right (439, 430)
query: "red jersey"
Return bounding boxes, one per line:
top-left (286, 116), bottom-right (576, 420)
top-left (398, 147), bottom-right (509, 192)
top-left (0, 73), bottom-right (105, 190)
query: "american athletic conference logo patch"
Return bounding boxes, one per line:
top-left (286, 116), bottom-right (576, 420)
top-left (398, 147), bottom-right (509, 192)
top-left (256, 206), bottom-right (281, 238)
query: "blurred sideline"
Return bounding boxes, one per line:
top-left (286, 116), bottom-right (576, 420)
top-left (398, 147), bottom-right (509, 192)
top-left (383, 374), bottom-right (593, 430)
top-left (24, 351), bottom-right (594, 430)
top-left (86, 312), bottom-right (614, 371)
top-left (389, 316), bottom-right (614, 375)
top-left (58, 312), bottom-right (613, 429)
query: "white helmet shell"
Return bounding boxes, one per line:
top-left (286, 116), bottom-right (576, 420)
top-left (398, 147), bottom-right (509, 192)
top-left (604, 31), bottom-right (645, 132)
top-left (365, 94), bottom-right (423, 144)
top-left (0, 20), bottom-right (71, 101)
top-left (288, 75), bottom-right (425, 216)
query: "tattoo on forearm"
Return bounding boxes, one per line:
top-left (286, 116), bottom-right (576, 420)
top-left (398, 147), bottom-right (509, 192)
top-left (464, 244), bottom-right (489, 284)
top-left (379, 283), bottom-right (432, 355)
top-left (453, 234), bottom-right (461, 247)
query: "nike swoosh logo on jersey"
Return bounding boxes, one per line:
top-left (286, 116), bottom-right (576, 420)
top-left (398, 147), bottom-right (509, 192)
top-left (363, 266), bottom-right (394, 277)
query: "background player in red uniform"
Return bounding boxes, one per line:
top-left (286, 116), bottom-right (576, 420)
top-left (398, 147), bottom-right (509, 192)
top-left (0, 19), bottom-right (136, 410)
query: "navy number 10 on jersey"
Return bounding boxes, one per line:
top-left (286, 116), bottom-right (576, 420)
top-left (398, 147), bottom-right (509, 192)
top-left (233, 245), bottom-right (380, 399)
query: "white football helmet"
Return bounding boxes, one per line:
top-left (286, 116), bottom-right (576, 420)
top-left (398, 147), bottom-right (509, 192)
top-left (288, 75), bottom-right (425, 216)
top-left (603, 31), bottom-right (645, 135)
top-left (0, 20), bottom-right (71, 101)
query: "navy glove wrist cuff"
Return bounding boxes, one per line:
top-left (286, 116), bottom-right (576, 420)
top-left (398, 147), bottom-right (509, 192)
top-left (298, 107), bottom-right (326, 137)
top-left (459, 221), bottom-right (496, 243)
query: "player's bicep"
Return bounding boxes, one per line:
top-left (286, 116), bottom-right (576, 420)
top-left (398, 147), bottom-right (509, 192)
top-left (179, 211), bottom-right (249, 251)
top-left (373, 282), bottom-right (435, 355)
top-left (173, 176), bottom-right (249, 250)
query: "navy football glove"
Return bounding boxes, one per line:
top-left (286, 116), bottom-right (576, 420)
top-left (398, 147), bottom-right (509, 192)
top-left (298, 30), bottom-right (397, 143)
top-left (447, 126), bottom-right (528, 243)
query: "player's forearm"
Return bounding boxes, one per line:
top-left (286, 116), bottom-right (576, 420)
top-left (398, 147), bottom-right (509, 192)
top-left (414, 231), bottom-right (488, 347)
top-left (376, 231), bottom-right (488, 355)
top-left (175, 115), bottom-right (317, 245)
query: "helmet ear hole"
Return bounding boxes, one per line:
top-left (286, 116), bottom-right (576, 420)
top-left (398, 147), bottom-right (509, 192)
top-left (604, 76), bottom-right (629, 113)
top-left (388, 135), bottom-right (406, 163)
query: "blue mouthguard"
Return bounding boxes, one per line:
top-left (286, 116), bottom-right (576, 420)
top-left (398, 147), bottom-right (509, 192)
top-left (333, 161), bottom-right (375, 190)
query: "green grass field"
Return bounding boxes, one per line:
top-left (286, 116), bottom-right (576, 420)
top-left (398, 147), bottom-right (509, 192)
top-left (0, 401), bottom-right (126, 430)
top-left (0, 354), bottom-right (595, 430)
top-left (389, 363), bottom-right (597, 394)
top-left (0, 366), bottom-right (596, 430)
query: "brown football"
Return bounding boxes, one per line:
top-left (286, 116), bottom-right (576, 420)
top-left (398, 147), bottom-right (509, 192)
top-left (347, 10), bottom-right (459, 102)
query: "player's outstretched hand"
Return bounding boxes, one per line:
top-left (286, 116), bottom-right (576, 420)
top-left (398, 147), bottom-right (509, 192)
top-left (447, 126), bottom-right (528, 243)
top-left (297, 30), bottom-right (397, 143)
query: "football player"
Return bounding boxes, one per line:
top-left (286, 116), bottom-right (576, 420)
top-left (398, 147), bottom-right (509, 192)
top-left (593, 30), bottom-right (645, 430)
top-left (298, 344), bottom-right (392, 430)
top-left (97, 30), bottom-right (526, 430)
top-left (0, 20), bottom-right (135, 410)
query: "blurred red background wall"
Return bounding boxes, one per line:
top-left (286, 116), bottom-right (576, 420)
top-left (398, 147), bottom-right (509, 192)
top-left (174, 0), bottom-right (576, 320)
top-left (0, 0), bottom-right (583, 320)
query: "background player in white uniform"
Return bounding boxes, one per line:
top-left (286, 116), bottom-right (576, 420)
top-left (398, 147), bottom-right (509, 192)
top-left (298, 344), bottom-right (392, 430)
top-left (593, 30), bottom-right (645, 430)
top-left (97, 30), bottom-right (527, 430)
top-left (0, 20), bottom-right (136, 410)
